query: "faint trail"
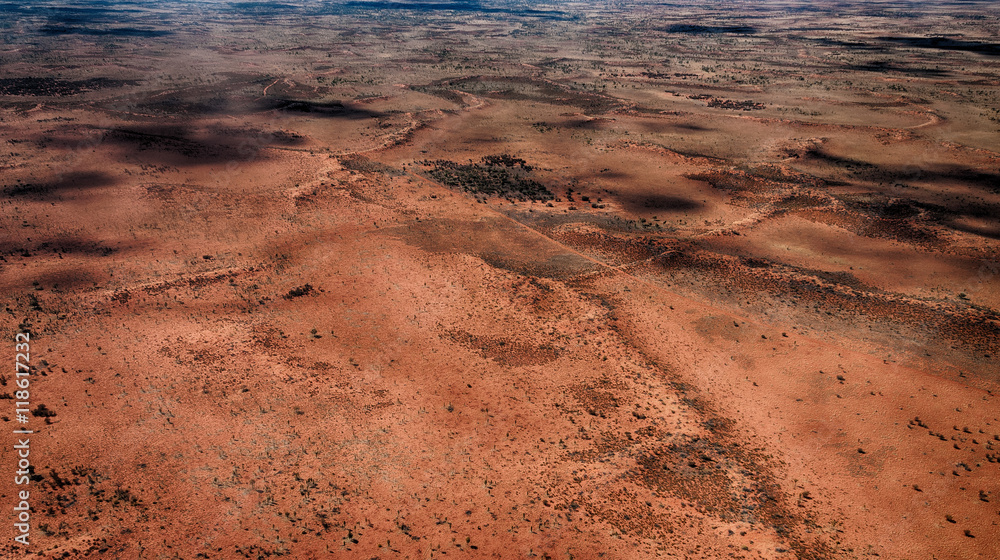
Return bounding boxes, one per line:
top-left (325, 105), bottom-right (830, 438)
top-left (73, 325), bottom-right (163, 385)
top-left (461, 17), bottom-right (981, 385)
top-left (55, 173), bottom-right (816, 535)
top-left (261, 78), bottom-right (280, 97)
top-left (329, 89), bottom-right (488, 158)
top-left (452, 90), bottom-right (487, 110)
top-left (93, 266), bottom-right (259, 307)
top-left (406, 174), bottom-right (721, 292)
top-left (410, 174), bottom-right (994, 359)
top-left (472, 201), bottom-right (992, 381)
top-left (908, 112), bottom-right (941, 129)
top-left (693, 212), bottom-right (773, 239)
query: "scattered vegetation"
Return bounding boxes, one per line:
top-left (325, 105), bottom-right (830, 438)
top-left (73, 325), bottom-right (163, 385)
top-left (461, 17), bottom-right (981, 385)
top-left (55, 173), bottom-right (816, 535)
top-left (31, 404), bottom-right (57, 418)
top-left (420, 154), bottom-right (553, 201)
top-left (338, 155), bottom-right (403, 176)
top-left (707, 98), bottom-right (766, 111)
top-left (284, 284), bottom-right (314, 299)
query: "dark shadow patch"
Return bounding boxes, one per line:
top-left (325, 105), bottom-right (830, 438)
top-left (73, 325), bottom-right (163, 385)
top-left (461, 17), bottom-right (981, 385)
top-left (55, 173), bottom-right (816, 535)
top-left (807, 37), bottom-right (886, 52)
top-left (205, 125), bottom-right (306, 147)
top-left (39, 25), bottom-right (171, 37)
top-left (227, 2), bottom-right (301, 15)
top-left (619, 194), bottom-right (703, 214)
top-left (261, 98), bottom-right (383, 119)
top-left (345, 0), bottom-right (486, 11)
top-left (125, 74), bottom-right (274, 117)
top-left (35, 3), bottom-right (133, 22)
top-left (734, 257), bottom-right (873, 293)
top-left (879, 36), bottom-right (1000, 57)
top-left (563, 117), bottom-right (614, 130)
top-left (944, 220), bottom-right (1000, 241)
top-left (630, 120), bottom-right (710, 134)
top-left (98, 126), bottom-right (278, 165)
top-left (674, 122), bottom-right (710, 131)
top-left (803, 148), bottom-right (873, 169)
top-left (797, 207), bottom-right (943, 246)
top-left (593, 169), bottom-right (630, 179)
top-left (419, 76), bottom-right (622, 115)
top-left (805, 149), bottom-right (1000, 193)
top-left (134, 96), bottom-right (233, 118)
top-left (339, 1), bottom-right (568, 19)
top-left (0, 77), bottom-right (140, 97)
top-left (846, 61), bottom-right (951, 78)
top-left (25, 268), bottom-right (100, 292)
top-left (4, 171), bottom-right (116, 199)
top-left (880, 198), bottom-right (1000, 241)
top-left (103, 127), bottom-right (223, 158)
top-left (661, 24), bottom-right (757, 35)
top-left (0, 235), bottom-right (123, 258)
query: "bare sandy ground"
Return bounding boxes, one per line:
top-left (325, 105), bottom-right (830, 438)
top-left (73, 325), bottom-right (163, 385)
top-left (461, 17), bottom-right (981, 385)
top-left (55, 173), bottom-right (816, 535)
top-left (1, 2), bottom-right (998, 559)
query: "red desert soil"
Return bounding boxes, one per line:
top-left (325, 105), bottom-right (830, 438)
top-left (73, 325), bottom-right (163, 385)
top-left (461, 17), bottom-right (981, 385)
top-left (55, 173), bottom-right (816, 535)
top-left (1, 2), bottom-right (999, 559)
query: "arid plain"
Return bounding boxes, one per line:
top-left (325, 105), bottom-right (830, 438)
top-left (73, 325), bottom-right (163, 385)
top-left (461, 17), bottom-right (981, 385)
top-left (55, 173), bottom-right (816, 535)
top-left (1, 1), bottom-right (999, 559)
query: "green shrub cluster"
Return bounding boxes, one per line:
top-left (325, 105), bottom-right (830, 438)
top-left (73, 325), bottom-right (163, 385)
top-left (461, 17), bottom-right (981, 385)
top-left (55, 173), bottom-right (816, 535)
top-left (420, 154), bottom-right (552, 201)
